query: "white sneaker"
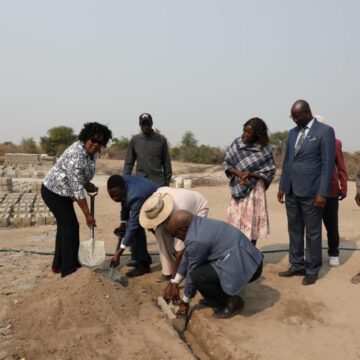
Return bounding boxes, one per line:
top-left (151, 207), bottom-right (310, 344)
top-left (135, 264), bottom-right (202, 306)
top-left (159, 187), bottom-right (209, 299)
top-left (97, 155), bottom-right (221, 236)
top-left (329, 256), bottom-right (340, 267)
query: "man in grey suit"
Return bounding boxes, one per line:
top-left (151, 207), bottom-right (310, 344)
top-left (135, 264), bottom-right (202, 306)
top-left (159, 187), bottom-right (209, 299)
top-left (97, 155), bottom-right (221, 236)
top-left (165, 210), bottom-right (263, 319)
top-left (278, 100), bottom-right (336, 285)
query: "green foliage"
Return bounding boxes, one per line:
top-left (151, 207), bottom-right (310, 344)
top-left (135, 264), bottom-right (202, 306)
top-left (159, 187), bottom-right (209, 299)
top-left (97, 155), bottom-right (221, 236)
top-left (0, 141), bottom-right (18, 155)
top-left (111, 136), bottom-right (129, 150)
top-left (170, 131), bottom-right (225, 164)
top-left (20, 137), bottom-right (39, 153)
top-left (102, 136), bottom-right (130, 159)
top-left (181, 131), bottom-right (198, 147)
top-left (269, 131), bottom-right (289, 150)
top-left (40, 126), bottom-right (77, 156)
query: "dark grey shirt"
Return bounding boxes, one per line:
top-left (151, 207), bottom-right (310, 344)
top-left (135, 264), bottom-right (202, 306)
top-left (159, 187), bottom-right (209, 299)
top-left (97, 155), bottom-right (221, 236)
top-left (124, 131), bottom-right (172, 186)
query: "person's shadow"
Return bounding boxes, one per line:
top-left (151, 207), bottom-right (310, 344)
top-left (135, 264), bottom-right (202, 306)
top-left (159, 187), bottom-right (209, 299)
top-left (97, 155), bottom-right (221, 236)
top-left (238, 279), bottom-right (280, 317)
top-left (190, 273), bottom-right (280, 319)
top-left (259, 238), bottom-right (360, 278)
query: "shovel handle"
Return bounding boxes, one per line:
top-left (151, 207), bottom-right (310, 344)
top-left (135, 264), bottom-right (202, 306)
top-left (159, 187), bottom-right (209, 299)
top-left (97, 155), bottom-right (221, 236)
top-left (115, 235), bottom-right (122, 251)
top-left (90, 194), bottom-right (96, 239)
top-left (110, 236), bottom-right (123, 268)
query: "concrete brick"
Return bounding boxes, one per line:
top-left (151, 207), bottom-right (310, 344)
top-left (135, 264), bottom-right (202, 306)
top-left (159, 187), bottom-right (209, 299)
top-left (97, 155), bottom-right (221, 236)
top-left (34, 206), bottom-right (46, 213)
top-left (35, 213), bottom-right (46, 225)
top-left (13, 209), bottom-right (32, 215)
top-left (0, 207), bottom-right (12, 215)
top-left (45, 214), bottom-right (55, 225)
top-left (12, 214), bottom-right (21, 226)
top-left (20, 214), bottom-right (32, 227)
top-left (0, 204), bottom-right (13, 212)
top-left (0, 178), bottom-right (12, 185)
top-left (0, 214), bottom-right (10, 227)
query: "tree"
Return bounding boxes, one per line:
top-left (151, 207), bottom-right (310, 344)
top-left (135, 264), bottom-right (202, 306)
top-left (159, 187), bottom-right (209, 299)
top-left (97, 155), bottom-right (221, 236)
top-left (181, 131), bottom-right (198, 147)
top-left (40, 126), bottom-right (77, 156)
top-left (269, 131), bottom-right (289, 151)
top-left (20, 137), bottom-right (39, 153)
top-left (111, 136), bottom-right (129, 150)
top-left (0, 141), bottom-right (18, 156)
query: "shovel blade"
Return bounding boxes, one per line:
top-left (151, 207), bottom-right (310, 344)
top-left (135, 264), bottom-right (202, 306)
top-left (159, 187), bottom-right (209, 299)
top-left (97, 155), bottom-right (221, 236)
top-left (78, 238), bottom-right (105, 267)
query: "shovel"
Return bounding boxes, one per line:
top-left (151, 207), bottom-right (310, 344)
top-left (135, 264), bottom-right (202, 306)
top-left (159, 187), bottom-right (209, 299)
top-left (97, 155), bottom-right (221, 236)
top-left (78, 192), bottom-right (105, 267)
top-left (105, 235), bottom-right (123, 282)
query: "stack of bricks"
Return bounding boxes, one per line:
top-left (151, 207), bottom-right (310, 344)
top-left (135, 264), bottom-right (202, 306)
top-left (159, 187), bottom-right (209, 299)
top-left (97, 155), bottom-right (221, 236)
top-left (0, 178), bottom-right (13, 192)
top-left (0, 192), bottom-right (11, 227)
top-left (5, 153), bottom-right (40, 166)
top-left (31, 182), bottom-right (42, 195)
top-left (13, 193), bottom-right (36, 227)
top-left (33, 194), bottom-right (55, 225)
top-left (0, 193), bottom-right (20, 227)
top-left (0, 191), bottom-right (55, 227)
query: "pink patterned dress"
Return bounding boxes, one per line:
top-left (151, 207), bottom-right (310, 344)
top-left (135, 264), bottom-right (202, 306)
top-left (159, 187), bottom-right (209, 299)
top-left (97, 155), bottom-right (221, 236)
top-left (226, 179), bottom-right (270, 241)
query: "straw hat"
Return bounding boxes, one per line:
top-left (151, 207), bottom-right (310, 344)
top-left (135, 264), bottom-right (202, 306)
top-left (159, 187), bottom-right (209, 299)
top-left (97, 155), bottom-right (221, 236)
top-left (139, 192), bottom-right (174, 229)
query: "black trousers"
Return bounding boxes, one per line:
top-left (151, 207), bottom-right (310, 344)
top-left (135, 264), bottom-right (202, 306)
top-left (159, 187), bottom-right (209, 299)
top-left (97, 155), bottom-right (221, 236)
top-left (323, 197), bottom-right (340, 257)
top-left (190, 262), bottom-right (263, 307)
top-left (41, 184), bottom-right (81, 277)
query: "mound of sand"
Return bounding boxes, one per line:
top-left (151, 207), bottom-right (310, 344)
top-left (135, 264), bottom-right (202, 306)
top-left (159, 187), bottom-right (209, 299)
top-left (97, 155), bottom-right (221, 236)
top-left (2, 268), bottom-right (192, 360)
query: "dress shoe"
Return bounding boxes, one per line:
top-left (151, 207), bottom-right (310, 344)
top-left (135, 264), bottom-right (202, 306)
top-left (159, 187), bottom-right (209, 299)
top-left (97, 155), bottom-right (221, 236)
top-left (126, 260), bottom-right (138, 267)
top-left (156, 274), bottom-right (172, 283)
top-left (213, 296), bottom-right (244, 319)
top-left (302, 274), bottom-right (318, 285)
top-left (126, 255), bottom-right (152, 267)
top-left (126, 262), bottom-right (151, 277)
top-left (329, 256), bottom-right (340, 267)
top-left (199, 298), bottom-right (222, 308)
top-left (278, 269), bottom-right (306, 277)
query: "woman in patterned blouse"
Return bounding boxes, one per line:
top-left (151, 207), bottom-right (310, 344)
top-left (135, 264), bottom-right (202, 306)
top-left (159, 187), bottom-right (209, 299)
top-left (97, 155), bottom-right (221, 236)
top-left (41, 122), bottom-right (112, 277)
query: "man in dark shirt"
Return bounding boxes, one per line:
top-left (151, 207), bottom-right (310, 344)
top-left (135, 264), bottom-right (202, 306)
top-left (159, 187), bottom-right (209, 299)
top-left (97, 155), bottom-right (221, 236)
top-left (316, 115), bottom-right (348, 267)
top-left (124, 113), bottom-right (172, 186)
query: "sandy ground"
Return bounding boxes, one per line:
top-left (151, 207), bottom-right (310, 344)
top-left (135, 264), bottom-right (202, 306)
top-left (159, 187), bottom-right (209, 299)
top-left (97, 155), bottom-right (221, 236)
top-left (1, 172), bottom-right (360, 360)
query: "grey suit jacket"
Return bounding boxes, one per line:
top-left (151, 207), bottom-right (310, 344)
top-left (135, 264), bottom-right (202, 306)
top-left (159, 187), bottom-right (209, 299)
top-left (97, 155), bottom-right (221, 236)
top-left (178, 216), bottom-right (263, 299)
top-left (279, 119), bottom-right (336, 197)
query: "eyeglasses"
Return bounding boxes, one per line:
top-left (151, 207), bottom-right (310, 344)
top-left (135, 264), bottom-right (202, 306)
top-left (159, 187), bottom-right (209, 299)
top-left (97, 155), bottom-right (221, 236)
top-left (90, 137), bottom-right (106, 147)
top-left (289, 111), bottom-right (309, 119)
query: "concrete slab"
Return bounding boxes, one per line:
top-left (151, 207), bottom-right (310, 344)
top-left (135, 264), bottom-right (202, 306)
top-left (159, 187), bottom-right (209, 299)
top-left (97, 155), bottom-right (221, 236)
top-left (157, 296), bottom-right (187, 333)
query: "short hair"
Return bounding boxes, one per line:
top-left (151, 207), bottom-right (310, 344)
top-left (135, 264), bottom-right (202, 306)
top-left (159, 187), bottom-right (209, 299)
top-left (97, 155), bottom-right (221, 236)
top-left (107, 175), bottom-right (125, 189)
top-left (244, 117), bottom-right (269, 146)
top-left (78, 122), bottom-right (112, 145)
top-left (292, 99), bottom-right (311, 113)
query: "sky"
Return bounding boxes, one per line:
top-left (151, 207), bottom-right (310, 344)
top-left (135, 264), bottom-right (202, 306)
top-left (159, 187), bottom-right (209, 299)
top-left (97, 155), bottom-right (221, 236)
top-left (0, 0), bottom-right (359, 151)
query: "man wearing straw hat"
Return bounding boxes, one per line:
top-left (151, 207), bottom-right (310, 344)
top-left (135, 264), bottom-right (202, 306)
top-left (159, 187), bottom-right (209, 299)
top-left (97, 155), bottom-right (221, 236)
top-left (139, 187), bottom-right (209, 284)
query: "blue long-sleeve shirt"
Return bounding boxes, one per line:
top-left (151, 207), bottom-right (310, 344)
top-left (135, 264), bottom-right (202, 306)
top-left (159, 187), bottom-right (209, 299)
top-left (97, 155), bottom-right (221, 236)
top-left (120, 175), bottom-right (158, 247)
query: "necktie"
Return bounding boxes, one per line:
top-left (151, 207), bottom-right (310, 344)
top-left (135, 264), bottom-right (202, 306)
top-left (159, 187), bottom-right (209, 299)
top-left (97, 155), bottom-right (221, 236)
top-left (295, 126), bottom-right (307, 154)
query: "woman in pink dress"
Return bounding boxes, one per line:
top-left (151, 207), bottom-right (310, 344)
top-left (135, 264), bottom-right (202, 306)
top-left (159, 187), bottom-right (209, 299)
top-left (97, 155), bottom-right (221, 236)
top-left (224, 118), bottom-right (276, 246)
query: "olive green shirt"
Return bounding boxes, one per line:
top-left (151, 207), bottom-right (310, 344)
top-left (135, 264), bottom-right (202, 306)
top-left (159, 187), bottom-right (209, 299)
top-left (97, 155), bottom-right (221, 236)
top-left (124, 131), bottom-right (172, 186)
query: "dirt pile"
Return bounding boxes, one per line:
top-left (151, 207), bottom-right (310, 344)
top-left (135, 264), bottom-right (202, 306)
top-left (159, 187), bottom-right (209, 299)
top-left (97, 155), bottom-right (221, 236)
top-left (2, 268), bottom-right (192, 360)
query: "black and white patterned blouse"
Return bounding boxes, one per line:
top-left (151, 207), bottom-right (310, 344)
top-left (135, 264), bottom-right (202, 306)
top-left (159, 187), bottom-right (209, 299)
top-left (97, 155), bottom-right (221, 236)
top-left (43, 141), bottom-right (96, 200)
